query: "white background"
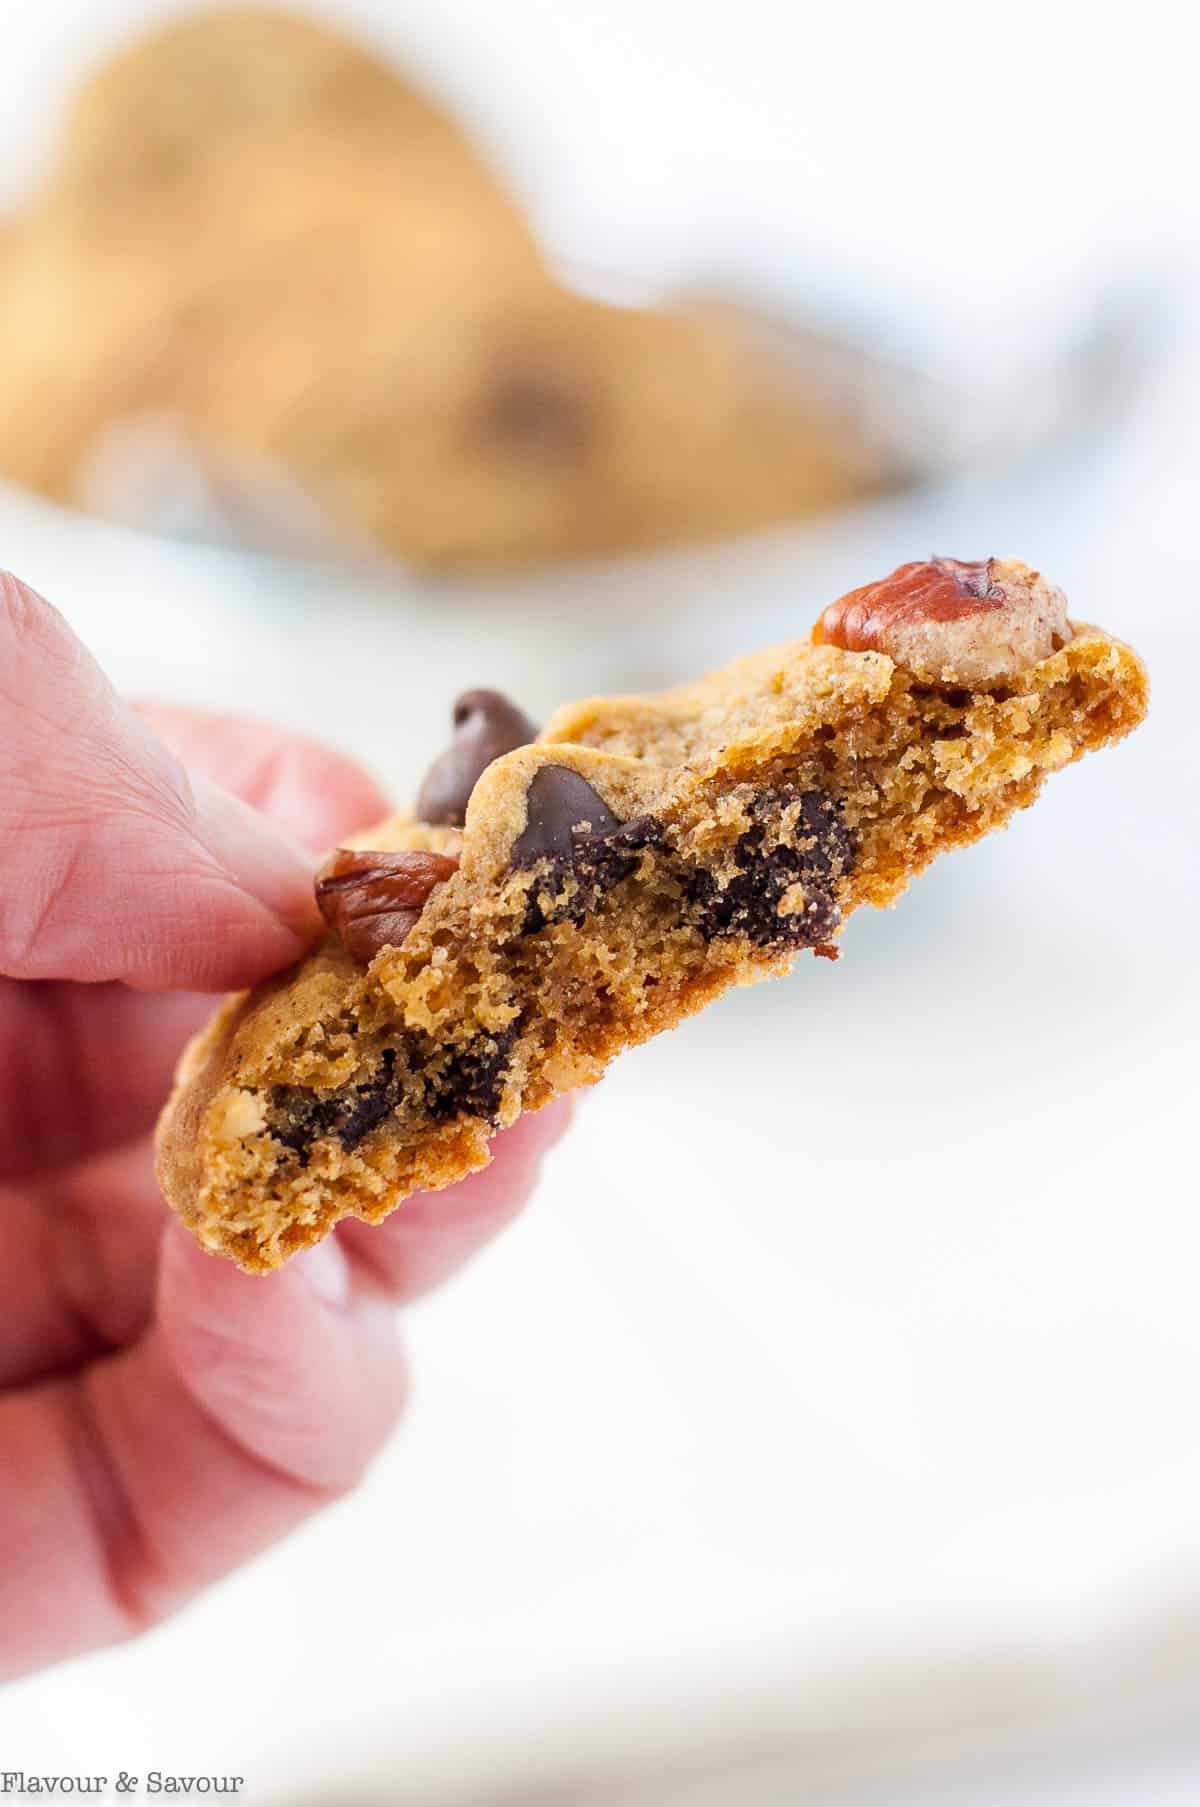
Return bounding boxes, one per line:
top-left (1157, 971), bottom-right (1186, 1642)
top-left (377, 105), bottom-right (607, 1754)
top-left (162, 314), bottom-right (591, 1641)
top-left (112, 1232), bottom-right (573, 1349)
top-left (0, 3), bottom-right (1198, 1803)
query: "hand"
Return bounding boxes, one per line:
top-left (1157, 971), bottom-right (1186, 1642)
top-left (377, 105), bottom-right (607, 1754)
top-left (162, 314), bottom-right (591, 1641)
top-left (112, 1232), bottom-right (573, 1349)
top-left (0, 572), bottom-right (568, 1681)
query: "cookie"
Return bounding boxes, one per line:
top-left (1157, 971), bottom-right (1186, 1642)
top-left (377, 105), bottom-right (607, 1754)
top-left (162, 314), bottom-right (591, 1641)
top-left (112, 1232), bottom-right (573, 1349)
top-left (154, 558), bottom-right (1148, 1270)
top-left (0, 8), bottom-right (544, 511)
top-left (48, 7), bottom-right (453, 222)
top-left (0, 8), bottom-right (892, 567)
top-left (219, 285), bottom-right (884, 569)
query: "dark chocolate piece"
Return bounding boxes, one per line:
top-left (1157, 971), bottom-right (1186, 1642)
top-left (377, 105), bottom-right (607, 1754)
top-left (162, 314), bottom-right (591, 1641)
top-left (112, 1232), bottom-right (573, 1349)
top-left (514, 767), bottom-right (666, 933)
top-left (270, 1014), bottom-right (519, 1157)
top-left (687, 787), bottom-right (853, 951)
top-left (478, 369), bottom-right (593, 462)
top-left (426, 1023), bottom-right (519, 1125)
top-left (417, 689), bottom-right (537, 827)
top-left (521, 815), bottom-right (664, 934)
top-left (316, 848), bottom-right (459, 963)
top-left (512, 766), bottom-right (624, 864)
top-left (271, 1050), bottom-right (401, 1161)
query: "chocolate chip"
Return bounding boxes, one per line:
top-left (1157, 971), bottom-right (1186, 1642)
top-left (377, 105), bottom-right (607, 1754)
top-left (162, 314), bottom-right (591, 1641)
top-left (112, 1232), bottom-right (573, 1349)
top-left (271, 1050), bottom-right (401, 1161)
top-left (512, 766), bottom-right (624, 865)
top-left (687, 787), bottom-right (853, 952)
top-left (478, 370), bottom-right (593, 462)
top-left (417, 689), bottom-right (537, 827)
top-left (426, 1023), bottom-right (519, 1125)
top-left (315, 848), bottom-right (458, 963)
top-left (520, 815), bottom-right (664, 934)
top-left (269, 1014), bottom-right (520, 1157)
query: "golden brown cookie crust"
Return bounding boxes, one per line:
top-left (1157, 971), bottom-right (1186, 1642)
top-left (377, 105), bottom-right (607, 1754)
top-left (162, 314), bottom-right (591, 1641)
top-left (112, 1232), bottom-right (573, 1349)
top-left (155, 559), bottom-right (1147, 1270)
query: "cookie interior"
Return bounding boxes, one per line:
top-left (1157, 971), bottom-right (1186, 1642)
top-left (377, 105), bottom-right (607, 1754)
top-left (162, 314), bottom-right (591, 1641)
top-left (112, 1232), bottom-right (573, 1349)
top-left (158, 626), bottom-right (1145, 1270)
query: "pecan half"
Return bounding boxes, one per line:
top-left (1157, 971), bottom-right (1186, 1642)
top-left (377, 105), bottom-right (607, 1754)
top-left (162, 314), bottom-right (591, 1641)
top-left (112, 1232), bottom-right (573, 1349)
top-left (813, 556), bottom-right (1071, 685)
top-left (315, 848), bottom-right (458, 963)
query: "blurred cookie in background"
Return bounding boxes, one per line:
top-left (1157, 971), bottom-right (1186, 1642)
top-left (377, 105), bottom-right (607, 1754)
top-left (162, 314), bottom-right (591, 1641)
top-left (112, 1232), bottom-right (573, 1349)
top-left (0, 6), bottom-right (544, 518)
top-left (0, 5), bottom-right (900, 570)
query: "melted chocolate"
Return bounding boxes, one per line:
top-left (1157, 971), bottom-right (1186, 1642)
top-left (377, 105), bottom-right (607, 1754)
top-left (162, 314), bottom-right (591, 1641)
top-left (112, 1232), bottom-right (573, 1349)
top-left (511, 773), bottom-right (661, 935)
top-left (512, 766), bottom-right (625, 863)
top-left (687, 788), bottom-right (852, 951)
top-left (426, 1024), bottom-right (519, 1124)
top-left (271, 1049), bottom-right (401, 1161)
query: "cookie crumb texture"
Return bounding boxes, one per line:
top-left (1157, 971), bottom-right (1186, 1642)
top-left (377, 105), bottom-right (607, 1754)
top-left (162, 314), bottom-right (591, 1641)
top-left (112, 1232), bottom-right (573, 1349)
top-left (156, 570), bottom-right (1146, 1269)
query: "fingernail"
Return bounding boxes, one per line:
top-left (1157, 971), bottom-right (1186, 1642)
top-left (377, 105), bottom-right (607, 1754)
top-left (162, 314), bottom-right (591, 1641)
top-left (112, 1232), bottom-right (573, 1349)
top-left (293, 1235), bottom-right (353, 1308)
top-left (191, 772), bottom-right (320, 934)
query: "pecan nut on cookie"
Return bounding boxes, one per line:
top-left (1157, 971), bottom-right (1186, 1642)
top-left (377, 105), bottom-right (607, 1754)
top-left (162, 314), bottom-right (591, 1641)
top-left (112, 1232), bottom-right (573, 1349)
top-left (156, 558), bottom-right (1147, 1270)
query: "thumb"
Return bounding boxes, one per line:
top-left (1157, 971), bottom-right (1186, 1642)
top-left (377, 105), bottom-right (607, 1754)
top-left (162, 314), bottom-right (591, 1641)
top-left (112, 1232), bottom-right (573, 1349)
top-left (0, 571), bottom-right (319, 990)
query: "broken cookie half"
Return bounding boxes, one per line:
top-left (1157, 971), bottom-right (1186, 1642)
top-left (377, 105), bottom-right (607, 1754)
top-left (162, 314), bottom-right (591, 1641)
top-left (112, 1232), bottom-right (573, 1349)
top-left (155, 558), bottom-right (1147, 1270)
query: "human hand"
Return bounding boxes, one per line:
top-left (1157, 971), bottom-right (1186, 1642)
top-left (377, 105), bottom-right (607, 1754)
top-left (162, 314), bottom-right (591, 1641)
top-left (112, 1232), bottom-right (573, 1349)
top-left (0, 572), bottom-right (568, 1681)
